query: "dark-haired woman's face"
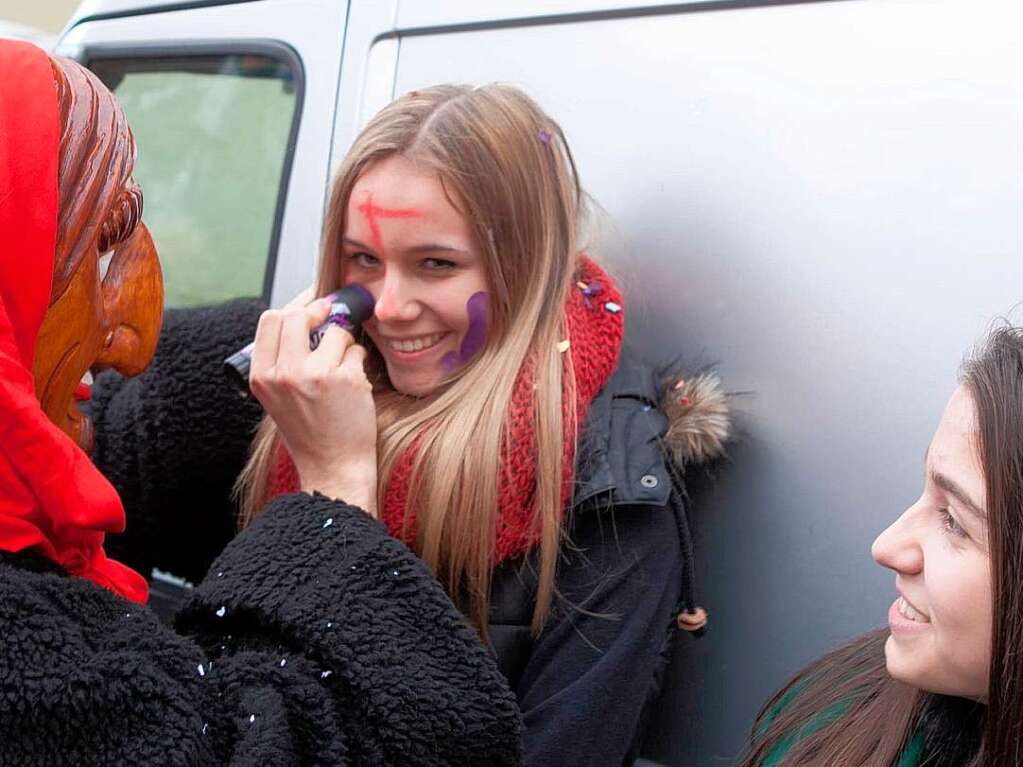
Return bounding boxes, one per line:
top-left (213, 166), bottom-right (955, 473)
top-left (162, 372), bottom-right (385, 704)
top-left (871, 386), bottom-right (991, 700)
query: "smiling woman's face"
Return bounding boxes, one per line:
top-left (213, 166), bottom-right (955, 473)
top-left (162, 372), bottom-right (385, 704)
top-left (871, 385), bottom-right (992, 700)
top-left (340, 154), bottom-right (490, 397)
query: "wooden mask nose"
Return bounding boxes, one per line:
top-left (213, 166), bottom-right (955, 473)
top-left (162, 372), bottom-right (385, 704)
top-left (94, 223), bottom-right (164, 377)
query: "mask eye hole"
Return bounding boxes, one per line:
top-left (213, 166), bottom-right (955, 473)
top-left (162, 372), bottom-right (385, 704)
top-left (98, 250), bottom-right (115, 283)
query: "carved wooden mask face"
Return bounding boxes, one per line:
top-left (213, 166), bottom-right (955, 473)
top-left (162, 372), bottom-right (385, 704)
top-left (31, 56), bottom-right (164, 452)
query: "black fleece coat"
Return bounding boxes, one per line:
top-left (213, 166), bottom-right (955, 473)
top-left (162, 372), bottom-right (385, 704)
top-left (88, 299), bottom-right (696, 767)
top-left (0, 300), bottom-right (521, 766)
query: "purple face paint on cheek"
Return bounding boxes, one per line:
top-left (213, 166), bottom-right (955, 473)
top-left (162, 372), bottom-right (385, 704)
top-left (441, 291), bottom-right (489, 373)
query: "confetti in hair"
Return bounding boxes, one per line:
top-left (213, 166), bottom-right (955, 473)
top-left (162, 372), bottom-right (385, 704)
top-left (538, 128), bottom-right (552, 145)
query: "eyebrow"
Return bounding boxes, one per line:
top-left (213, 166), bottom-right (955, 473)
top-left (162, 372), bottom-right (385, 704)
top-left (930, 470), bottom-right (987, 521)
top-left (341, 236), bottom-right (469, 255)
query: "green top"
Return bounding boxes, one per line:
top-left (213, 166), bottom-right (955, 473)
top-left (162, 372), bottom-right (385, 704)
top-left (757, 684), bottom-right (925, 767)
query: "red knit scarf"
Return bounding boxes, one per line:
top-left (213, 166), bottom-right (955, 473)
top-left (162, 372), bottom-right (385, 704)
top-left (268, 255), bottom-right (624, 564)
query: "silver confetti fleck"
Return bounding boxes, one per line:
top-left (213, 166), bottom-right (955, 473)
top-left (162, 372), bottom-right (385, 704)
top-left (323, 518), bottom-right (334, 528)
top-left (216, 571), bottom-right (224, 578)
top-left (249, 714), bottom-right (256, 724)
top-left (321, 670), bottom-right (333, 679)
top-left (604, 301), bottom-right (622, 313)
top-left (215, 606), bottom-right (226, 618)
top-left (392, 570), bottom-right (399, 576)
top-left (280, 658), bottom-right (287, 667)
top-left (326, 621), bottom-right (333, 628)
top-left (197, 664), bottom-right (205, 677)
top-left (202, 723), bottom-right (208, 735)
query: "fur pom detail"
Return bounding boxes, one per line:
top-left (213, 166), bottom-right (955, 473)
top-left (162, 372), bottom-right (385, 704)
top-left (661, 371), bottom-right (730, 469)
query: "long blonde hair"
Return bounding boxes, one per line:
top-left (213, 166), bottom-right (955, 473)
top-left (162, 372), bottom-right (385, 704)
top-left (237, 84), bottom-right (585, 635)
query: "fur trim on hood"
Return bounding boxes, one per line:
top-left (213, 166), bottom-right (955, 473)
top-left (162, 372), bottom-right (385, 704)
top-left (661, 370), bottom-right (732, 471)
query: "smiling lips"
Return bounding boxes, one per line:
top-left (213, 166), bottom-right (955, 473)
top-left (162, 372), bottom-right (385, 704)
top-left (896, 595), bottom-right (930, 623)
top-left (384, 332), bottom-right (447, 354)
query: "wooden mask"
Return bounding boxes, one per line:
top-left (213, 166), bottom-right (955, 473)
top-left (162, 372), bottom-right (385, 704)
top-left (31, 55), bottom-right (164, 452)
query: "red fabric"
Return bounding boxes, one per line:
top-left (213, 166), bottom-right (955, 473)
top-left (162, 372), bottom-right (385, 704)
top-left (0, 40), bottom-right (147, 603)
top-left (269, 255), bottom-right (624, 564)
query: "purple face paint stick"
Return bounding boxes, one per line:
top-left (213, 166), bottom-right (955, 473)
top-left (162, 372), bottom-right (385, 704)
top-left (223, 283), bottom-right (376, 394)
top-left (441, 291), bottom-right (489, 373)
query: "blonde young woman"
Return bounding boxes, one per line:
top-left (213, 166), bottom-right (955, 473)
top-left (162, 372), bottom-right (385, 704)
top-left (95, 85), bottom-right (729, 765)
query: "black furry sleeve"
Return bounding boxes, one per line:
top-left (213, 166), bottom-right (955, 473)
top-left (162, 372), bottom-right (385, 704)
top-left (0, 493), bottom-right (522, 766)
top-left (176, 492), bottom-right (523, 765)
top-left (89, 298), bottom-right (266, 583)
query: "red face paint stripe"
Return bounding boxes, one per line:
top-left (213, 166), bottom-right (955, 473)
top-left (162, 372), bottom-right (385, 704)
top-left (356, 193), bottom-right (422, 254)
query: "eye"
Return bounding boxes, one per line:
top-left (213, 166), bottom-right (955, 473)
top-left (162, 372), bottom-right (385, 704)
top-left (422, 257), bottom-right (456, 271)
top-left (939, 508), bottom-right (968, 539)
top-left (347, 252), bottom-right (379, 268)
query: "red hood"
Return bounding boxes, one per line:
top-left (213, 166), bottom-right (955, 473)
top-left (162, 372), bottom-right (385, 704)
top-left (0, 40), bottom-right (147, 603)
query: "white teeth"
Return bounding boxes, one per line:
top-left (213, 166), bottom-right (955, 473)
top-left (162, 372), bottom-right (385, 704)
top-left (388, 333), bottom-right (444, 353)
top-left (897, 596), bottom-right (929, 623)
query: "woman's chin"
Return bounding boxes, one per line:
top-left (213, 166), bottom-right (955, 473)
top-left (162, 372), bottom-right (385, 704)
top-left (385, 367), bottom-right (443, 398)
top-left (883, 633), bottom-right (919, 686)
top-left (883, 634), bottom-right (973, 698)
top-left (381, 347), bottom-right (453, 397)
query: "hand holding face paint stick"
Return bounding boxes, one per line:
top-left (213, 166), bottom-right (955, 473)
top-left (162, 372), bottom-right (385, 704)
top-left (247, 290), bottom-right (380, 516)
top-left (224, 285), bottom-right (374, 393)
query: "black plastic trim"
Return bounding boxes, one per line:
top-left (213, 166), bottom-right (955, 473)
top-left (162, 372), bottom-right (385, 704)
top-left (81, 39), bottom-right (305, 305)
top-left (71, 0), bottom-right (261, 28)
top-left (377, 0), bottom-right (857, 40)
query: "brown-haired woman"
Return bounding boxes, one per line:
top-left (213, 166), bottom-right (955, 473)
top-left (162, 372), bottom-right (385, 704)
top-left (741, 326), bottom-right (1023, 767)
top-left (94, 84), bottom-right (730, 765)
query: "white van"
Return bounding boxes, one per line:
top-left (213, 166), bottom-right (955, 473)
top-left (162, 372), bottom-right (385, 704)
top-left (58, 1), bottom-right (1023, 764)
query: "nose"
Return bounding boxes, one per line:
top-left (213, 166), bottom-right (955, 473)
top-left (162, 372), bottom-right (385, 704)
top-left (871, 504), bottom-right (924, 576)
top-left (372, 268), bottom-right (421, 324)
top-left (94, 222), bottom-right (164, 376)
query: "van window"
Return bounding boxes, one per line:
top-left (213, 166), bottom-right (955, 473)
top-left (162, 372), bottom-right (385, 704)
top-left (91, 52), bottom-right (299, 307)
